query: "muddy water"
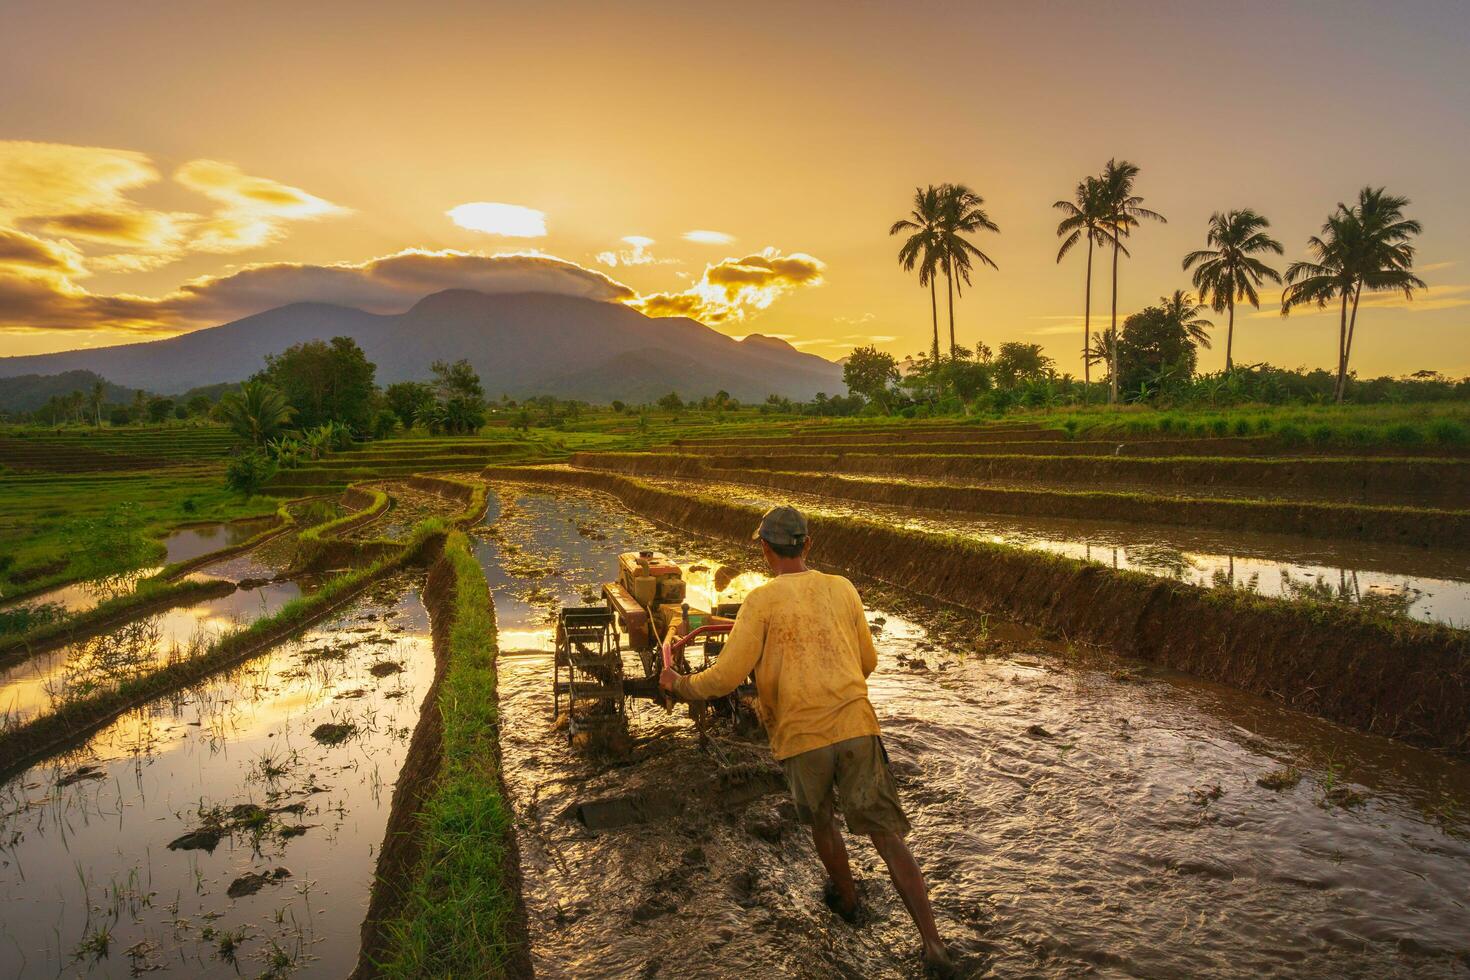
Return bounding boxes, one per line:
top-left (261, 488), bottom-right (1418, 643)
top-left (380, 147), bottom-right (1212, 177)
top-left (479, 482), bottom-right (1470, 979)
top-left (0, 580), bottom-right (308, 727)
top-left (634, 473), bottom-right (1470, 628)
top-left (0, 574), bottom-right (433, 978)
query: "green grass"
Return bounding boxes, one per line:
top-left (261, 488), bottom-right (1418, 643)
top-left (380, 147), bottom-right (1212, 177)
top-left (1013, 402), bottom-right (1470, 451)
top-left (377, 529), bottom-right (520, 976)
top-left (0, 471), bottom-right (279, 601)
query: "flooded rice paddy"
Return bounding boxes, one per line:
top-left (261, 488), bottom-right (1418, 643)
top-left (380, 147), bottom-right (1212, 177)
top-left (0, 518), bottom-right (279, 621)
top-left (634, 473), bottom-right (1470, 628)
top-left (478, 482), bottom-right (1470, 978)
top-left (0, 580), bottom-right (308, 727)
top-left (0, 573), bottom-right (433, 978)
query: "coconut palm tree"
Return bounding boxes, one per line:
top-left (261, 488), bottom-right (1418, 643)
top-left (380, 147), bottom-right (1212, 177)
top-left (1340, 187), bottom-right (1424, 401)
top-left (1282, 188), bottom-right (1423, 402)
top-left (1099, 159), bottom-right (1166, 405)
top-left (890, 186), bottom-right (946, 367)
top-left (219, 380), bottom-right (295, 447)
top-left (937, 183), bottom-right (999, 359)
top-left (1159, 290), bottom-right (1214, 348)
top-left (1182, 209), bottom-right (1283, 372)
top-left (89, 380), bottom-right (106, 426)
top-left (1053, 176), bottom-right (1118, 398)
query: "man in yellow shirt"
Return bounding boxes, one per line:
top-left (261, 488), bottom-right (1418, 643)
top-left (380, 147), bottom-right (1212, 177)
top-left (662, 505), bottom-right (955, 976)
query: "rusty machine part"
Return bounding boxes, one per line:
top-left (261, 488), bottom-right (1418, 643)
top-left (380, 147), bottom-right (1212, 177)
top-left (553, 604), bottom-right (624, 741)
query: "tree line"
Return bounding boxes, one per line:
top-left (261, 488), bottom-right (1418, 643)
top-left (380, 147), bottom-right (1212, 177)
top-left (890, 163), bottom-right (1429, 407)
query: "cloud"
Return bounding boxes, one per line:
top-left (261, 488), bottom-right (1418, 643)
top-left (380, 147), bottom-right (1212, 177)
top-left (683, 229), bottom-right (735, 245)
top-left (0, 140), bottom-right (348, 273)
top-left (631, 247), bottom-right (825, 323)
top-left (0, 248), bottom-right (636, 335)
top-left (596, 235), bottom-right (678, 268)
top-left (0, 228), bottom-right (86, 277)
top-left (1419, 260), bottom-right (1457, 273)
top-left (447, 202), bottom-right (547, 237)
top-left (175, 159), bottom-right (348, 251)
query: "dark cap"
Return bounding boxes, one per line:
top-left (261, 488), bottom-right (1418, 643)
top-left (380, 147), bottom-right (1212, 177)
top-left (753, 505), bottom-right (808, 547)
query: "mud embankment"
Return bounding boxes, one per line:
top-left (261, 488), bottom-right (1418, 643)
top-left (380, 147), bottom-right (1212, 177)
top-left (485, 465), bottom-right (1470, 754)
top-left (358, 529), bottom-right (531, 978)
top-left (577, 451), bottom-right (1470, 504)
top-left (355, 545), bottom-right (453, 976)
top-left (574, 457), bottom-right (1470, 549)
top-left (677, 435), bottom-right (1470, 459)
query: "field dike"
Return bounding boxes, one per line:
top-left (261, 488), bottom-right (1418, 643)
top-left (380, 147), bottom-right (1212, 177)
top-left (0, 476), bottom-right (495, 782)
top-left (576, 451), bottom-right (1470, 502)
top-left (484, 465), bottom-right (1470, 754)
top-left (358, 530), bottom-right (530, 978)
top-left (572, 456), bottom-right (1470, 549)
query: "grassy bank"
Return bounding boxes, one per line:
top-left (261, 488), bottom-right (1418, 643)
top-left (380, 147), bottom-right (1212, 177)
top-left (368, 529), bottom-right (527, 978)
top-left (486, 464), bottom-right (1470, 754)
top-left (0, 471), bottom-right (279, 601)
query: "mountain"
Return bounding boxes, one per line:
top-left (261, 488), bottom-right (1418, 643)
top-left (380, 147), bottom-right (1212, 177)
top-left (0, 290), bottom-right (845, 402)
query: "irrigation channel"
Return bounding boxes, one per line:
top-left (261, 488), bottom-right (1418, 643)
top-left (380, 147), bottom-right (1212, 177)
top-left (474, 482), bottom-right (1470, 978)
top-left (0, 482), bottom-right (475, 977)
top-left (587, 468), bottom-right (1470, 629)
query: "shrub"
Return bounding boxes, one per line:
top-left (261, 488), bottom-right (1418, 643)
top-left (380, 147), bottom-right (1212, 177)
top-left (1275, 423), bottom-right (1306, 446)
top-left (1255, 417), bottom-right (1274, 433)
top-left (1157, 416), bottom-right (1175, 433)
top-left (181, 497), bottom-right (197, 514)
top-left (1232, 418), bottom-right (1251, 437)
top-left (226, 450), bottom-right (277, 494)
top-left (372, 409), bottom-right (400, 440)
top-left (1429, 420), bottom-right (1467, 445)
top-left (1209, 418), bottom-right (1229, 436)
top-left (1385, 423), bottom-right (1424, 447)
top-left (1061, 419), bottom-right (1079, 438)
top-left (1308, 424), bottom-right (1335, 446)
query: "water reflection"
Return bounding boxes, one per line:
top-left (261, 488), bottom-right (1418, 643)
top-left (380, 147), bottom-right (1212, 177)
top-left (0, 581), bottom-right (307, 727)
top-left (0, 576), bottom-right (432, 978)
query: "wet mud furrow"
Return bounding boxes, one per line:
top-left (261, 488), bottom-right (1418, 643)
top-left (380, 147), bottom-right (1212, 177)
top-left (0, 574), bottom-right (435, 978)
top-left (477, 483), bottom-right (1470, 979)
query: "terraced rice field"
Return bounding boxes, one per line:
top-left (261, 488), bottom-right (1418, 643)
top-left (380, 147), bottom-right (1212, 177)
top-left (560, 421), bottom-right (1470, 626)
top-left (1, 420), bottom-right (1466, 978)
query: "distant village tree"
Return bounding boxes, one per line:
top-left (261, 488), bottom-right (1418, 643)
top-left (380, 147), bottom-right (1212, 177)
top-left (843, 345), bottom-right (901, 413)
top-left (385, 381), bottom-right (435, 428)
top-left (428, 358), bottom-right (485, 434)
top-left (256, 336), bottom-right (377, 432)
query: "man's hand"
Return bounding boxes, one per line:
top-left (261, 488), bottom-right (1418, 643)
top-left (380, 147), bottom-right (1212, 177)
top-left (659, 666), bottom-right (679, 696)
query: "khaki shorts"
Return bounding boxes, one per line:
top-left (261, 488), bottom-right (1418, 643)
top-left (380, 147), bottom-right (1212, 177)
top-left (782, 735), bottom-right (910, 836)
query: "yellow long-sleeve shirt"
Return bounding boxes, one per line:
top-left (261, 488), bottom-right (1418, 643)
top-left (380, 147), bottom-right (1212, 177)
top-left (672, 569), bottom-right (881, 760)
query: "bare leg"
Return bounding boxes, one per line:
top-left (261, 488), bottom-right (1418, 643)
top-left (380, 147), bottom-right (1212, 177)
top-left (809, 810), bottom-right (858, 912)
top-left (869, 831), bottom-right (952, 969)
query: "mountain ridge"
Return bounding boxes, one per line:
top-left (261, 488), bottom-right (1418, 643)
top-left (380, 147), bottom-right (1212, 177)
top-left (0, 290), bottom-right (844, 402)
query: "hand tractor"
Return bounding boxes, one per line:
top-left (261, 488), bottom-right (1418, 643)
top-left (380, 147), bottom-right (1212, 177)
top-left (553, 549), bottom-right (759, 742)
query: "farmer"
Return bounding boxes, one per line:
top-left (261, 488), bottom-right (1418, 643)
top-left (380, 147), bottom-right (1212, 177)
top-left (661, 505), bottom-right (956, 976)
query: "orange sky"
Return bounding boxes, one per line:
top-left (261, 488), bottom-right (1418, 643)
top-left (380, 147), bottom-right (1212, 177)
top-left (2, 0), bottom-right (1467, 378)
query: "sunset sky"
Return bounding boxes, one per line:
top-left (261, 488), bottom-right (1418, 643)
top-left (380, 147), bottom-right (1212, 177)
top-left (2, 0), bottom-right (1467, 377)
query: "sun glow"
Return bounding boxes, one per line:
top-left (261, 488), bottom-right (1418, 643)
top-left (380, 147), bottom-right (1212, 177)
top-left (447, 202), bottom-right (547, 237)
